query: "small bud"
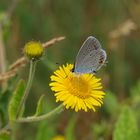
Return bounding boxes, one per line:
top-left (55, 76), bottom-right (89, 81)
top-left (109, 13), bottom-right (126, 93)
top-left (24, 41), bottom-right (44, 60)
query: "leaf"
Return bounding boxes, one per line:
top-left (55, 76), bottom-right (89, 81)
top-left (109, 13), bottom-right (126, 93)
top-left (8, 80), bottom-right (25, 121)
top-left (113, 106), bottom-right (139, 140)
top-left (34, 95), bottom-right (45, 116)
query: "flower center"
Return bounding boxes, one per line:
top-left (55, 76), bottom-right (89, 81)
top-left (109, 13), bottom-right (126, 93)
top-left (66, 74), bottom-right (90, 99)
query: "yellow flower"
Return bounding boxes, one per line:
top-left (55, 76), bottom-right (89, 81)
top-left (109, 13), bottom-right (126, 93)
top-left (49, 64), bottom-right (105, 112)
top-left (24, 41), bottom-right (44, 60)
top-left (52, 135), bottom-right (65, 140)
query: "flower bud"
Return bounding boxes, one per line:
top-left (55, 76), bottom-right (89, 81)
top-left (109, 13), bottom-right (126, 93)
top-left (24, 41), bottom-right (44, 60)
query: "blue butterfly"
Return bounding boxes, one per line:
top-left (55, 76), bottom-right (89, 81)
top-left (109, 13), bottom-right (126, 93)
top-left (72, 36), bottom-right (107, 74)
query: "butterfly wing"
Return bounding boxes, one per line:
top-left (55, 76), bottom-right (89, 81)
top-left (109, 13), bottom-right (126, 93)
top-left (74, 36), bottom-right (107, 74)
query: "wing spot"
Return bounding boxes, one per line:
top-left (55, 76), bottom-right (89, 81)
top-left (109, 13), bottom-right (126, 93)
top-left (99, 57), bottom-right (104, 64)
top-left (93, 45), bottom-right (98, 50)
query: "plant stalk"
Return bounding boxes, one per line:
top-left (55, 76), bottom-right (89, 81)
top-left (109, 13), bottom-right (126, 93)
top-left (17, 104), bottom-right (63, 123)
top-left (16, 60), bottom-right (37, 118)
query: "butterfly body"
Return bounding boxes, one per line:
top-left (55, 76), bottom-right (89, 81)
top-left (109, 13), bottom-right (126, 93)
top-left (73, 36), bottom-right (107, 74)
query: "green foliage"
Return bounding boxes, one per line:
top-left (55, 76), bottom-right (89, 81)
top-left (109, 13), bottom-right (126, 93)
top-left (113, 106), bottom-right (139, 140)
top-left (92, 121), bottom-right (108, 139)
top-left (0, 131), bottom-right (10, 140)
top-left (65, 114), bottom-right (77, 140)
top-left (104, 91), bottom-right (119, 115)
top-left (131, 80), bottom-right (140, 98)
top-left (0, 12), bottom-right (10, 27)
top-left (36, 121), bottom-right (56, 140)
top-left (130, 80), bottom-right (140, 124)
top-left (34, 95), bottom-right (45, 116)
top-left (0, 90), bottom-right (11, 127)
top-left (8, 80), bottom-right (25, 121)
top-left (36, 101), bottom-right (57, 140)
top-left (0, 0), bottom-right (140, 139)
top-left (130, 80), bottom-right (140, 109)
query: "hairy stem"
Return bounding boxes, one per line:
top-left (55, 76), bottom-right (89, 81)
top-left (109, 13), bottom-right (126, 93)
top-left (17, 104), bottom-right (64, 123)
top-left (16, 60), bottom-right (37, 118)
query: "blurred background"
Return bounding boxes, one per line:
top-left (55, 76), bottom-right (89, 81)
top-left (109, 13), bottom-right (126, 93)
top-left (0, 0), bottom-right (140, 140)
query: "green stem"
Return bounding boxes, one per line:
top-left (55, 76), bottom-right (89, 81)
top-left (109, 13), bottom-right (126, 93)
top-left (16, 104), bottom-right (63, 123)
top-left (16, 60), bottom-right (37, 118)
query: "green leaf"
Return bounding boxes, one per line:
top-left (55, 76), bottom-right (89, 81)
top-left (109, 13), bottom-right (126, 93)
top-left (34, 95), bottom-right (45, 116)
top-left (18, 104), bottom-right (25, 118)
top-left (8, 80), bottom-right (25, 121)
top-left (113, 106), bottom-right (139, 140)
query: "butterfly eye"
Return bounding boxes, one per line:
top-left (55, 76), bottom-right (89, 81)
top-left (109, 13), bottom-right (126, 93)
top-left (71, 67), bottom-right (75, 72)
top-left (92, 70), bottom-right (97, 74)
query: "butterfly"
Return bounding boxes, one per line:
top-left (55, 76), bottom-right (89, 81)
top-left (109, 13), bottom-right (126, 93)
top-left (72, 36), bottom-right (107, 74)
